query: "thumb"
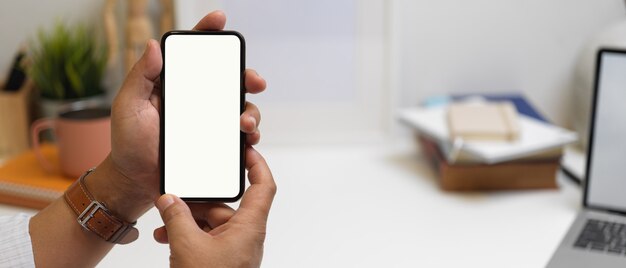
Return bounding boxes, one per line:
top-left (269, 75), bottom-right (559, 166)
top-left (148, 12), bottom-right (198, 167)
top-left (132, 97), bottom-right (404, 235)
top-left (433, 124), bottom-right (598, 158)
top-left (119, 39), bottom-right (162, 100)
top-left (155, 194), bottom-right (199, 241)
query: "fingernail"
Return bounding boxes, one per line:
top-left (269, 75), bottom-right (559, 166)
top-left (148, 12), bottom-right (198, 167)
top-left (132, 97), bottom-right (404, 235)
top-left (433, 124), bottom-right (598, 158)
top-left (156, 194), bottom-right (175, 210)
top-left (143, 40), bottom-right (154, 55)
top-left (249, 116), bottom-right (257, 127)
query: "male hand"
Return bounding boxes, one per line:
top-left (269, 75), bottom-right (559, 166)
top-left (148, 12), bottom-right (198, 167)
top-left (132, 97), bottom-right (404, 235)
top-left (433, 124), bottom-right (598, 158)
top-left (154, 147), bottom-right (276, 268)
top-left (87, 11), bottom-right (267, 222)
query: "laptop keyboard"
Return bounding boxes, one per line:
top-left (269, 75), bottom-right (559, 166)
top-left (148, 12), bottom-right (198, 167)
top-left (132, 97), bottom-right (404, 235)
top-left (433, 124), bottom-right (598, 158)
top-left (574, 219), bottom-right (626, 255)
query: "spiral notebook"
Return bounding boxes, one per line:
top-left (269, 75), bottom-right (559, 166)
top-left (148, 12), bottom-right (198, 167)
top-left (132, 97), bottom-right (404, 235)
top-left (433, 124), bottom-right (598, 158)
top-left (0, 144), bottom-right (74, 209)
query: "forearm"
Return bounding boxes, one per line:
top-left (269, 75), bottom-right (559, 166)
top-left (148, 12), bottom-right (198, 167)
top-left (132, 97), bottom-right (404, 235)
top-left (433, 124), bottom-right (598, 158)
top-left (30, 197), bottom-right (113, 267)
top-left (29, 156), bottom-right (153, 267)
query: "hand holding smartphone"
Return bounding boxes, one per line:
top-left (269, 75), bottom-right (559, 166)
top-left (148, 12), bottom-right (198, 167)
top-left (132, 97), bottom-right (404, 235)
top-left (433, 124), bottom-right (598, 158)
top-left (160, 31), bottom-right (245, 201)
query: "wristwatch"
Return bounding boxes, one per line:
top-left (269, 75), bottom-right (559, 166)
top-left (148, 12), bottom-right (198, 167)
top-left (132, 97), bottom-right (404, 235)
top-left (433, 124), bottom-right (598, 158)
top-left (64, 168), bottom-right (139, 244)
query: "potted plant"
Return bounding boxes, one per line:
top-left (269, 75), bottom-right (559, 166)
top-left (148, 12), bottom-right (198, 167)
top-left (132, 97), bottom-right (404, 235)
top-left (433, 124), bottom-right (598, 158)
top-left (28, 21), bottom-right (107, 117)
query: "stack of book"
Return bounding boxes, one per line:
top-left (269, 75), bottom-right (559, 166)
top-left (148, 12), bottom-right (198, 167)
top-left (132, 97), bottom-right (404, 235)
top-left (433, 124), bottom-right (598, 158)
top-left (399, 94), bottom-right (577, 191)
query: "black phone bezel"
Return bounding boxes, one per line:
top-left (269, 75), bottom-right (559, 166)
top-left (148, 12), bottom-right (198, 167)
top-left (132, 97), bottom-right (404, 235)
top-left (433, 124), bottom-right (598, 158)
top-left (159, 30), bottom-right (246, 202)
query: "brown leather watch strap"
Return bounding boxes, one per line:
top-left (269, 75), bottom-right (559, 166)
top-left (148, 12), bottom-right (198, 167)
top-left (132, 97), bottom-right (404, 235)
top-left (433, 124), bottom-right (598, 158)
top-left (64, 168), bottom-right (139, 244)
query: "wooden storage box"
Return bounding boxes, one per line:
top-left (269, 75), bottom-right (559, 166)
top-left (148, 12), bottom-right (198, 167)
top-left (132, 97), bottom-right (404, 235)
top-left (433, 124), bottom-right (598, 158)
top-left (0, 80), bottom-right (35, 159)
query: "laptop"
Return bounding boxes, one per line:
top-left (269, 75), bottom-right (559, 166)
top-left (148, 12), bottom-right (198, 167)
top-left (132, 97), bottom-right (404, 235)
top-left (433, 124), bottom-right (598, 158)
top-left (547, 48), bottom-right (626, 267)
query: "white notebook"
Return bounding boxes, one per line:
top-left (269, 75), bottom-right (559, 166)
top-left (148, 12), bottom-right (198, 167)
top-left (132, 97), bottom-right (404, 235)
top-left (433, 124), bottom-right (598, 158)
top-left (447, 102), bottom-right (520, 142)
top-left (398, 106), bottom-right (578, 164)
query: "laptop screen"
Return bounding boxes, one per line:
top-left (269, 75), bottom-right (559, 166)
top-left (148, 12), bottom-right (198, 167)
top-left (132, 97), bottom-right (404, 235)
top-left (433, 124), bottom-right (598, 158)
top-left (585, 49), bottom-right (626, 213)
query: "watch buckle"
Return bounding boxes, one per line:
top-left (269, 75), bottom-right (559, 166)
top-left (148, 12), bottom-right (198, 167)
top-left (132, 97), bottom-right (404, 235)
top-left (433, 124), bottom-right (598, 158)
top-left (77, 200), bottom-right (107, 229)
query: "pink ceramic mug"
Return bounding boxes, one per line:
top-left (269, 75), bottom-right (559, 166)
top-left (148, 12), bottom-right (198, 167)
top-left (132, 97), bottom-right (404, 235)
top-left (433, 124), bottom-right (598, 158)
top-left (31, 104), bottom-right (111, 178)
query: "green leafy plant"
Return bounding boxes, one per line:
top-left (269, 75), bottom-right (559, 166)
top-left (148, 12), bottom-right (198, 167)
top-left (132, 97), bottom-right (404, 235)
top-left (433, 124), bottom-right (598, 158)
top-left (29, 21), bottom-right (107, 100)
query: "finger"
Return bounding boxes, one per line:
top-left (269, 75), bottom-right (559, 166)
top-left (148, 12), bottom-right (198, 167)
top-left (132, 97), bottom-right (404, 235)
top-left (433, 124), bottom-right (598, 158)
top-left (234, 147), bottom-right (276, 225)
top-left (192, 10), bottom-right (226, 31)
top-left (188, 203), bottom-right (236, 229)
top-left (244, 69), bottom-right (267, 94)
top-left (155, 194), bottom-right (200, 241)
top-left (247, 131), bottom-right (261, 145)
top-left (153, 225), bottom-right (169, 244)
top-left (117, 39), bottom-right (162, 101)
top-left (241, 102), bottom-right (260, 133)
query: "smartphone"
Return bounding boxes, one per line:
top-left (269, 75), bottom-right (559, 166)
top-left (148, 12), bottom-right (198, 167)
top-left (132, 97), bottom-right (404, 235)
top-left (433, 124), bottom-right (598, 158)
top-left (160, 31), bottom-right (245, 202)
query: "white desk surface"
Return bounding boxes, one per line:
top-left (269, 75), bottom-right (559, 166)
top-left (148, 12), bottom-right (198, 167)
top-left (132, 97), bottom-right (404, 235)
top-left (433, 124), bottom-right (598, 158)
top-left (0, 140), bottom-right (580, 267)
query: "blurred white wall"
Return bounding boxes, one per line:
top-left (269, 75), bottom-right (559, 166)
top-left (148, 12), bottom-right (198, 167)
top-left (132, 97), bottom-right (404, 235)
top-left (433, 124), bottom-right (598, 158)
top-left (390, 0), bottom-right (625, 127)
top-left (179, 0), bottom-right (626, 143)
top-left (0, 0), bottom-right (102, 78)
top-left (1, 0), bottom-right (625, 144)
top-left (177, 0), bottom-right (389, 144)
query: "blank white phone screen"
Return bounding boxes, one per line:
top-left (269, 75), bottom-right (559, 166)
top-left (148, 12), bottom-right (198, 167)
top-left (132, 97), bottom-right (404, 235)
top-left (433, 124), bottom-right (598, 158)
top-left (164, 34), bottom-right (242, 199)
